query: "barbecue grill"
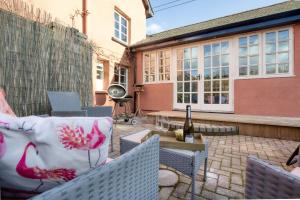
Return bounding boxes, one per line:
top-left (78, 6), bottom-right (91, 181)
top-left (108, 84), bottom-right (136, 125)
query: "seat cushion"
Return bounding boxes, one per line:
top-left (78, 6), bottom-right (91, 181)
top-left (291, 167), bottom-right (300, 177)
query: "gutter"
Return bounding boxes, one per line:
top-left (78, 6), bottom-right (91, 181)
top-left (131, 10), bottom-right (300, 51)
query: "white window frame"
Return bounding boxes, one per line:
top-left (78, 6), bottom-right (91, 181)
top-left (235, 26), bottom-right (294, 80)
top-left (143, 49), bottom-right (172, 84)
top-left (114, 65), bottom-right (128, 91)
top-left (114, 11), bottom-right (128, 44)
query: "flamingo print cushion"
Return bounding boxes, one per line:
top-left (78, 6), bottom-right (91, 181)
top-left (0, 113), bottom-right (112, 197)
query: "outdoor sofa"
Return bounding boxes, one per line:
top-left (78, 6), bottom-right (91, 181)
top-left (245, 153), bottom-right (300, 199)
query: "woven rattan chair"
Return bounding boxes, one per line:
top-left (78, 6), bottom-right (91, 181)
top-left (47, 91), bottom-right (114, 151)
top-left (245, 154), bottom-right (300, 199)
top-left (30, 135), bottom-right (160, 200)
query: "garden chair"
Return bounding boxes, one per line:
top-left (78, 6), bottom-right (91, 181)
top-left (47, 91), bottom-right (114, 151)
top-left (245, 151), bottom-right (300, 199)
top-left (30, 135), bottom-right (160, 200)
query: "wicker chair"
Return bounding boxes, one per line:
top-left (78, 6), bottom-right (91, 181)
top-left (47, 91), bottom-right (114, 151)
top-left (30, 135), bottom-right (160, 200)
top-left (245, 154), bottom-right (300, 199)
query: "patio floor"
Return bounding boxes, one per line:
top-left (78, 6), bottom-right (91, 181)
top-left (110, 119), bottom-right (299, 200)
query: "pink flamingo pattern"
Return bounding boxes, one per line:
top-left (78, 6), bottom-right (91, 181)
top-left (0, 120), bottom-right (10, 130)
top-left (16, 142), bottom-right (76, 192)
top-left (58, 120), bottom-right (106, 167)
top-left (0, 132), bottom-right (6, 158)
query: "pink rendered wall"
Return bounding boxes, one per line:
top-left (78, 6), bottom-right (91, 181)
top-left (235, 23), bottom-right (300, 117)
top-left (135, 51), bottom-right (173, 111)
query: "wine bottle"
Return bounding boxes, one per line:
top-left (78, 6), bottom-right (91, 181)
top-left (183, 105), bottom-right (194, 143)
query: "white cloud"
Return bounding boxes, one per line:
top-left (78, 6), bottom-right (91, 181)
top-left (147, 23), bottom-right (164, 35)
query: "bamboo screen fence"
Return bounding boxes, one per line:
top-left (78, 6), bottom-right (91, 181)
top-left (0, 9), bottom-right (93, 116)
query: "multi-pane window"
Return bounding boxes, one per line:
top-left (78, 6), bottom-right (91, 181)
top-left (114, 11), bottom-right (128, 43)
top-left (176, 47), bottom-right (198, 104)
top-left (144, 52), bottom-right (156, 83)
top-left (204, 42), bottom-right (229, 105)
top-left (114, 66), bottom-right (128, 90)
top-left (158, 50), bottom-right (171, 81)
top-left (239, 35), bottom-right (259, 76)
top-left (265, 29), bottom-right (290, 74)
top-left (96, 65), bottom-right (103, 80)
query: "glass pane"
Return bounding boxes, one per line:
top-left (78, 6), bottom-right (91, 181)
top-left (121, 26), bottom-right (127, 34)
top-left (165, 58), bottom-right (170, 66)
top-left (249, 45), bottom-right (258, 55)
top-left (221, 80), bottom-right (229, 91)
top-left (150, 75), bottom-right (155, 82)
top-left (239, 56), bottom-right (247, 66)
top-left (114, 74), bottom-right (119, 82)
top-left (266, 32), bottom-right (276, 42)
top-left (239, 66), bottom-right (247, 76)
top-left (177, 60), bottom-right (183, 70)
top-left (191, 70), bottom-right (198, 80)
top-left (204, 45), bottom-right (211, 57)
top-left (114, 12), bottom-right (119, 21)
top-left (212, 55), bottom-right (220, 67)
top-left (177, 71), bottom-right (183, 81)
top-left (184, 49), bottom-right (190, 59)
top-left (221, 93), bottom-right (229, 104)
top-left (165, 74), bottom-right (170, 80)
top-left (249, 35), bottom-right (258, 45)
top-left (213, 80), bottom-right (220, 91)
top-left (159, 51), bottom-right (163, 58)
top-left (184, 70), bottom-right (190, 81)
top-left (177, 93), bottom-right (183, 103)
top-left (278, 52), bottom-right (288, 63)
top-left (204, 57), bottom-right (211, 68)
top-left (239, 47), bottom-right (247, 56)
top-left (212, 68), bottom-right (220, 79)
top-left (159, 74), bottom-right (164, 80)
top-left (191, 82), bottom-right (197, 92)
top-left (250, 65), bottom-right (259, 75)
top-left (191, 59), bottom-right (198, 69)
top-left (121, 18), bottom-right (127, 26)
top-left (278, 30), bottom-right (289, 41)
top-left (114, 22), bottom-right (120, 30)
top-left (144, 76), bottom-right (149, 82)
top-left (278, 63), bottom-right (289, 73)
top-left (278, 41), bottom-right (289, 52)
top-left (192, 47), bottom-right (198, 58)
top-left (221, 55), bottom-right (229, 66)
top-left (184, 93), bottom-right (190, 103)
top-left (184, 59), bottom-right (190, 70)
top-left (266, 54), bottom-right (276, 64)
top-left (213, 93), bottom-right (220, 104)
top-left (266, 64), bottom-right (276, 74)
top-left (239, 37), bottom-right (247, 47)
top-left (204, 93), bottom-right (212, 104)
top-left (121, 34), bottom-right (127, 42)
top-left (165, 66), bottom-right (170, 72)
top-left (266, 43), bottom-right (276, 53)
top-left (184, 82), bottom-right (190, 92)
top-left (177, 49), bottom-right (183, 59)
top-left (249, 55), bottom-right (259, 65)
top-left (222, 67), bottom-right (229, 79)
top-left (120, 76), bottom-right (125, 83)
top-left (191, 94), bottom-right (198, 104)
top-left (165, 51), bottom-right (170, 58)
top-left (204, 69), bottom-right (211, 80)
top-left (221, 42), bottom-right (229, 54)
top-left (177, 83), bottom-right (183, 92)
top-left (204, 81), bottom-right (211, 92)
top-left (212, 43), bottom-right (220, 55)
top-left (114, 30), bottom-right (119, 38)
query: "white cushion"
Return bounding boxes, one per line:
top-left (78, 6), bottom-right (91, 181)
top-left (291, 167), bottom-right (300, 177)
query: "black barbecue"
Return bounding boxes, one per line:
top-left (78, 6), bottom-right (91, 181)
top-left (107, 84), bottom-right (136, 125)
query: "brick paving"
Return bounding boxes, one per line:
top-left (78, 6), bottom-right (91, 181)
top-left (109, 120), bottom-right (299, 200)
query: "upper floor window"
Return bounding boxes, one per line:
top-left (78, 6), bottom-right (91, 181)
top-left (114, 65), bottom-right (128, 90)
top-left (158, 50), bottom-right (171, 81)
top-left (239, 35), bottom-right (259, 76)
top-left (265, 29), bottom-right (290, 75)
top-left (114, 11), bottom-right (128, 43)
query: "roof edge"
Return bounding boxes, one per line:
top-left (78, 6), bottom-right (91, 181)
top-left (142, 0), bottom-right (154, 18)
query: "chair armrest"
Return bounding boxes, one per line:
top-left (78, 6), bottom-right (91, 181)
top-left (51, 110), bottom-right (87, 117)
top-left (82, 106), bottom-right (112, 117)
top-left (245, 156), bottom-right (300, 199)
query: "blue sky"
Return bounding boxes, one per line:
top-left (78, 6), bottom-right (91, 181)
top-left (147, 0), bottom-right (286, 34)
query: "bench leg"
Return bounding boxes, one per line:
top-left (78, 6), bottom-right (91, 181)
top-left (191, 173), bottom-right (195, 200)
top-left (111, 128), bottom-right (114, 152)
top-left (203, 158), bottom-right (208, 181)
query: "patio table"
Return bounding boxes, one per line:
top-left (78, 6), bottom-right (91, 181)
top-left (120, 129), bottom-right (208, 200)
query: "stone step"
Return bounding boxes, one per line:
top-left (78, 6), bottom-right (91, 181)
top-left (160, 120), bottom-right (238, 135)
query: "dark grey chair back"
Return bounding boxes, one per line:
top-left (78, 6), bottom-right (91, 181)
top-left (47, 91), bottom-right (82, 111)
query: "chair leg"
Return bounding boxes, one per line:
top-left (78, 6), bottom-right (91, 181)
top-left (203, 158), bottom-right (208, 181)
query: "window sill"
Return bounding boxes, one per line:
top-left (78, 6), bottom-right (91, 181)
top-left (112, 37), bottom-right (128, 47)
top-left (235, 74), bottom-right (295, 80)
top-left (95, 90), bottom-right (108, 94)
